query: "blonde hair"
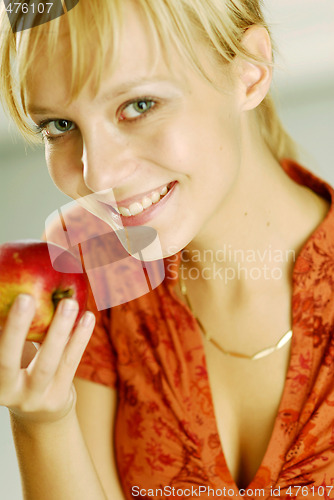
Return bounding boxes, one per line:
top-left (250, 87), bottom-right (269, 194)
top-left (0, 0), bottom-right (298, 160)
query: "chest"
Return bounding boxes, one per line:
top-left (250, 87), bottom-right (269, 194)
top-left (204, 339), bottom-right (291, 489)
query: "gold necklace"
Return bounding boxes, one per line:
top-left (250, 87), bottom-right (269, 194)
top-left (179, 276), bottom-right (292, 361)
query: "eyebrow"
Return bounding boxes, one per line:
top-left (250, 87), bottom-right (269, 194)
top-left (27, 77), bottom-right (182, 116)
top-left (102, 77), bottom-right (181, 100)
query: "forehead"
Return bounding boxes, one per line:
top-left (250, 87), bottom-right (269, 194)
top-left (24, 1), bottom-right (190, 111)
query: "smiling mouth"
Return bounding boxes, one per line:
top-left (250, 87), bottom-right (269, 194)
top-left (105, 182), bottom-right (175, 217)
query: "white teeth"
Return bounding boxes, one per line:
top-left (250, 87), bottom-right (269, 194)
top-left (119, 206), bottom-right (131, 217)
top-left (151, 191), bottom-right (161, 203)
top-left (117, 183), bottom-right (171, 217)
top-left (142, 197), bottom-right (153, 209)
top-left (129, 202), bottom-right (144, 216)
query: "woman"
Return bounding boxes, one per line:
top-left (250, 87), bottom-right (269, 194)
top-left (0, 0), bottom-right (333, 498)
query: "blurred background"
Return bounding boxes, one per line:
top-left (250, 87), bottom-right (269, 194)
top-left (0, 0), bottom-right (334, 498)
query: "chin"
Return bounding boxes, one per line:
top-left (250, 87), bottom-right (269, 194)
top-left (157, 229), bottom-right (194, 260)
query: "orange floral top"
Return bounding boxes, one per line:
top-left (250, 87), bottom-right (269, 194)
top-left (48, 159), bottom-right (334, 499)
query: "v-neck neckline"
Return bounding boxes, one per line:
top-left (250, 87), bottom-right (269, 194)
top-left (169, 245), bottom-right (317, 493)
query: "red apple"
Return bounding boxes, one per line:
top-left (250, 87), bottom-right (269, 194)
top-left (0, 240), bottom-right (89, 342)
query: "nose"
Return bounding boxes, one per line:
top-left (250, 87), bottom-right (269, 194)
top-left (81, 125), bottom-right (137, 193)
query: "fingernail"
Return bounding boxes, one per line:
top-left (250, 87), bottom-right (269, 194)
top-left (79, 311), bottom-right (95, 327)
top-left (60, 299), bottom-right (78, 316)
top-left (16, 294), bottom-right (32, 311)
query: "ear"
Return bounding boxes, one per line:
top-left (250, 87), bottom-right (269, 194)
top-left (236, 25), bottom-right (273, 111)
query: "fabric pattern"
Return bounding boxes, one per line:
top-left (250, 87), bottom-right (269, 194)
top-left (46, 159), bottom-right (334, 498)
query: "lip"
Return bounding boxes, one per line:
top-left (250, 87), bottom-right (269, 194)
top-left (100, 181), bottom-right (178, 226)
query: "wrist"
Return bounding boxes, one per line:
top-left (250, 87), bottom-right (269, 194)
top-left (8, 386), bottom-right (77, 430)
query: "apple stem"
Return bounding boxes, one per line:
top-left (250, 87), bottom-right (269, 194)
top-left (52, 289), bottom-right (74, 309)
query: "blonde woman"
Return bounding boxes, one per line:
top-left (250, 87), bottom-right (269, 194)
top-left (0, 1), bottom-right (333, 499)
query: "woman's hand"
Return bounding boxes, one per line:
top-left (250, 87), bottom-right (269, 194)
top-left (0, 294), bottom-right (95, 424)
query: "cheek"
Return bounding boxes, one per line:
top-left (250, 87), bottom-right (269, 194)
top-left (145, 113), bottom-right (240, 180)
top-left (137, 118), bottom-right (213, 174)
top-left (45, 142), bottom-right (83, 196)
top-left (146, 94), bottom-right (240, 171)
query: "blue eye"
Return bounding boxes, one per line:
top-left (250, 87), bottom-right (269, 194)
top-left (119, 99), bottom-right (156, 121)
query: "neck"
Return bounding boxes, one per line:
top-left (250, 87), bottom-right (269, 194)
top-left (182, 112), bottom-right (328, 299)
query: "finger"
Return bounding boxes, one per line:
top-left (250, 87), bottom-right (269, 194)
top-left (27, 299), bottom-right (79, 390)
top-left (0, 295), bottom-right (36, 377)
top-left (55, 311), bottom-right (96, 385)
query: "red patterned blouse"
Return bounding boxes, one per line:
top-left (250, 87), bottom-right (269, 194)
top-left (48, 159), bottom-right (334, 499)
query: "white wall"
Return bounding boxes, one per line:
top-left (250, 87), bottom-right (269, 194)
top-left (0, 1), bottom-right (334, 498)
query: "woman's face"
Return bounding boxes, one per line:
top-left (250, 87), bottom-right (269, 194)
top-left (26, 1), bottom-right (243, 257)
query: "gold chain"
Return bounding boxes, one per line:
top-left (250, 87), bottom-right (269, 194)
top-left (179, 275), bottom-right (292, 361)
